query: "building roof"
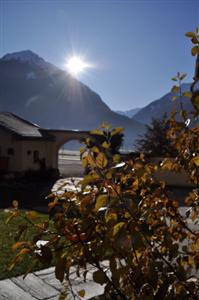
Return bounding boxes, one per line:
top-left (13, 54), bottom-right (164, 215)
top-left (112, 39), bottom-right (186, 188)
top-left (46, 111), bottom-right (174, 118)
top-left (0, 112), bottom-right (54, 140)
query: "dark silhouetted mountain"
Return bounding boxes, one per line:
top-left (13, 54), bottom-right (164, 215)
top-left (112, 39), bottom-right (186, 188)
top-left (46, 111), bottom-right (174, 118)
top-left (0, 50), bottom-right (145, 149)
top-left (132, 83), bottom-right (193, 124)
top-left (116, 108), bottom-right (141, 118)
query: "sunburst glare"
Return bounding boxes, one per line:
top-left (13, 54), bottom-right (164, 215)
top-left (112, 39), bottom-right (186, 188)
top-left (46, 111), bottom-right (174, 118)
top-left (65, 56), bottom-right (91, 76)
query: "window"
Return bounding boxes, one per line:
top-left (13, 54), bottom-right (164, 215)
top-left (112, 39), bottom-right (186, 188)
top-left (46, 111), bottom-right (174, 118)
top-left (7, 148), bottom-right (14, 155)
top-left (33, 150), bottom-right (39, 162)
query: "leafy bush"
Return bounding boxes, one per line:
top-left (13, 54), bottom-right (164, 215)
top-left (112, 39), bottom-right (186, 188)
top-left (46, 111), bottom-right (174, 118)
top-left (8, 29), bottom-right (199, 299)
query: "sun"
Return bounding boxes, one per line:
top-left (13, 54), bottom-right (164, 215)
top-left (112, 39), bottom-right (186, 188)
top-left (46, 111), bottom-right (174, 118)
top-left (65, 56), bottom-right (89, 76)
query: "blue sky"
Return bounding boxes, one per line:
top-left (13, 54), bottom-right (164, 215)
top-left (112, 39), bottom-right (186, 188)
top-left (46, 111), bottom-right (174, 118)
top-left (0, 0), bottom-right (198, 110)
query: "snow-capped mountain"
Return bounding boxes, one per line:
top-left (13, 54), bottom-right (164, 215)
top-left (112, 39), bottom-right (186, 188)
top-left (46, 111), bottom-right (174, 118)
top-left (0, 50), bottom-right (145, 149)
top-left (2, 50), bottom-right (55, 70)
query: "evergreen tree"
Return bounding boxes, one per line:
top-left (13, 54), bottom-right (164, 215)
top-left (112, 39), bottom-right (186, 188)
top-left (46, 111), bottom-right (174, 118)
top-left (136, 114), bottom-right (176, 156)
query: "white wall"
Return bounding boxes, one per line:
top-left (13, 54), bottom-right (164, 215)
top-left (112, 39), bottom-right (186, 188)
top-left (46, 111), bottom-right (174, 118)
top-left (0, 128), bottom-right (57, 172)
top-left (21, 140), bottom-right (56, 171)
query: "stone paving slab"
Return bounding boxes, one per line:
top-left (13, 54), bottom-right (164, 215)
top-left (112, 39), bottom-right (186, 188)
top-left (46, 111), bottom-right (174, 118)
top-left (0, 278), bottom-right (36, 300)
top-left (0, 266), bottom-right (104, 300)
top-left (37, 272), bottom-right (63, 292)
top-left (11, 273), bottom-right (59, 299)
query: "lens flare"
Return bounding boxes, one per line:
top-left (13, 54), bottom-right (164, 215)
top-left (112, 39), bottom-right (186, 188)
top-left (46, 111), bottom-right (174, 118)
top-left (65, 56), bottom-right (90, 76)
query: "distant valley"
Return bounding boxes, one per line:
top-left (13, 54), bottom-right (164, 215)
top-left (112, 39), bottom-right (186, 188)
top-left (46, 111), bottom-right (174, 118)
top-left (116, 108), bottom-right (141, 118)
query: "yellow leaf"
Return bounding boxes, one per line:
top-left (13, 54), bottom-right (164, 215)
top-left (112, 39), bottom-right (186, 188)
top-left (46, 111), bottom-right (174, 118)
top-left (102, 141), bottom-right (110, 149)
top-left (78, 290), bottom-right (86, 298)
top-left (113, 222), bottom-right (125, 236)
top-left (81, 157), bottom-right (88, 168)
top-left (191, 156), bottom-right (199, 167)
top-left (91, 146), bottom-right (100, 153)
top-left (160, 159), bottom-right (174, 170)
top-left (191, 46), bottom-right (199, 56)
top-left (87, 154), bottom-right (95, 167)
top-left (105, 212), bottom-right (117, 223)
top-left (132, 178), bottom-right (139, 190)
top-left (111, 127), bottom-right (124, 137)
top-left (95, 195), bottom-right (108, 211)
top-left (185, 31), bottom-right (196, 38)
top-left (124, 212), bottom-right (131, 219)
top-left (90, 129), bottom-right (104, 135)
top-left (96, 152), bottom-right (108, 168)
top-left (113, 154), bottom-right (120, 163)
top-left (182, 91), bottom-right (192, 98)
top-left (171, 85), bottom-right (179, 94)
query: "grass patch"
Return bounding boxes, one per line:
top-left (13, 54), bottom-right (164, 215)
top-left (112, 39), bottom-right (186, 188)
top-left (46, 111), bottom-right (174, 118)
top-left (0, 209), bottom-right (49, 280)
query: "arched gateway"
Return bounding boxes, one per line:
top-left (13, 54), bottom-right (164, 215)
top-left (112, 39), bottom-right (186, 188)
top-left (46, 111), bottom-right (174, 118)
top-left (48, 129), bottom-right (89, 169)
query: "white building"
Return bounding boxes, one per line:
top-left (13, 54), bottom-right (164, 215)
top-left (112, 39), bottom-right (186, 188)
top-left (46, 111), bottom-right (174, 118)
top-left (0, 112), bottom-right (88, 173)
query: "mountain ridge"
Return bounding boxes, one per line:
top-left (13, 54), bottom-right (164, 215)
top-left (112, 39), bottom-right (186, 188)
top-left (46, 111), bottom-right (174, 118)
top-left (0, 50), bottom-right (145, 149)
top-left (132, 83), bottom-right (193, 124)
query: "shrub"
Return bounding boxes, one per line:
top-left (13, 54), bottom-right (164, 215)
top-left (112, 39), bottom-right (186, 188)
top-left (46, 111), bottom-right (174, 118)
top-left (8, 29), bottom-right (199, 299)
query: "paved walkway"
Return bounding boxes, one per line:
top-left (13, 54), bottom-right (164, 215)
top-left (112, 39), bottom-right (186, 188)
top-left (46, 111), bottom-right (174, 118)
top-left (0, 266), bottom-right (104, 300)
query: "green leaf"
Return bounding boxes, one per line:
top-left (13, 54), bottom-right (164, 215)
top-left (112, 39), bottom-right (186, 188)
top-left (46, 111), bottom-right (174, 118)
top-left (185, 31), bottom-right (196, 38)
top-left (191, 46), bottom-right (199, 56)
top-left (171, 85), bottom-right (180, 94)
top-left (182, 91), bottom-right (192, 98)
top-left (93, 270), bottom-right (107, 285)
top-left (113, 222), bottom-right (125, 236)
top-left (95, 195), bottom-right (108, 211)
top-left (78, 289), bottom-right (85, 297)
top-left (171, 77), bottom-right (177, 81)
